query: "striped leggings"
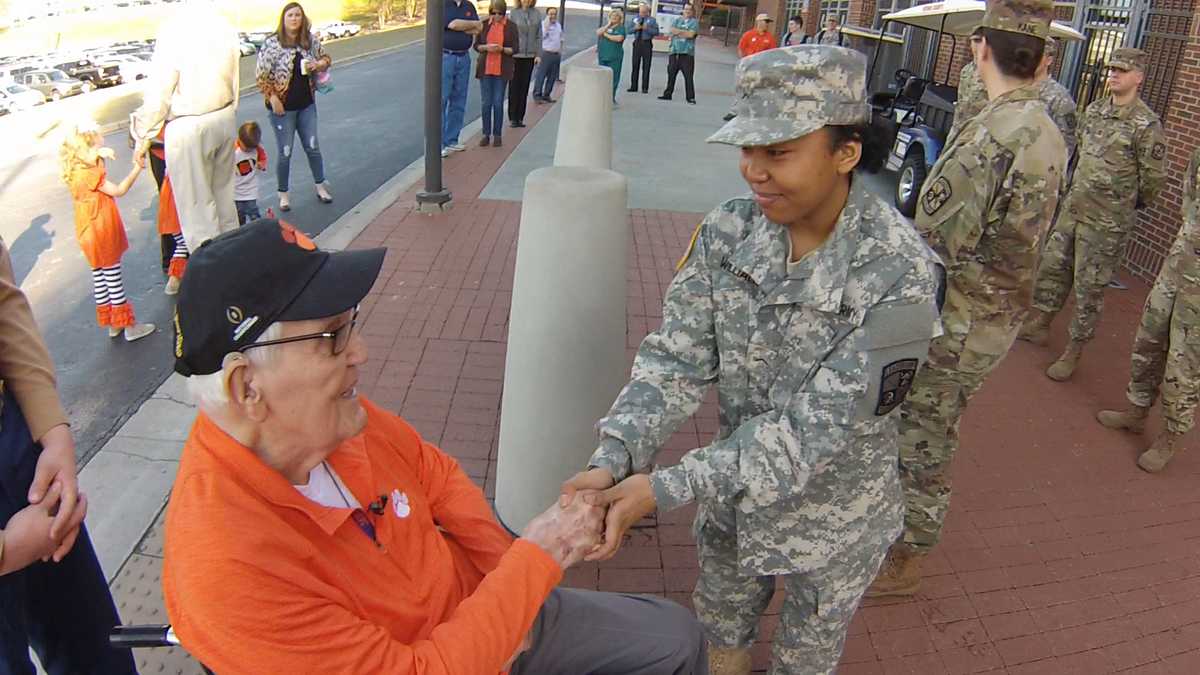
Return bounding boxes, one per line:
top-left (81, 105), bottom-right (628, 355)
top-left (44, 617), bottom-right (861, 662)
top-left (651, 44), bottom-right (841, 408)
top-left (168, 232), bottom-right (189, 278)
top-left (91, 263), bottom-right (136, 328)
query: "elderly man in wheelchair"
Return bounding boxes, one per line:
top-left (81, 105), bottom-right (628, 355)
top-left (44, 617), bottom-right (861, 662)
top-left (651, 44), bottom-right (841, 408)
top-left (143, 220), bottom-right (706, 674)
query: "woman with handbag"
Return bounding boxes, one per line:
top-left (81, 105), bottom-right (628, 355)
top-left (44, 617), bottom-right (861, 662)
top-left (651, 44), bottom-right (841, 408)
top-left (255, 1), bottom-right (334, 211)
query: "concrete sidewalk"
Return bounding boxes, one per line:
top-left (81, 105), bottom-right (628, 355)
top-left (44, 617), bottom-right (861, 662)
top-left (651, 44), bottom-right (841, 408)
top-left (89, 36), bottom-right (1200, 674)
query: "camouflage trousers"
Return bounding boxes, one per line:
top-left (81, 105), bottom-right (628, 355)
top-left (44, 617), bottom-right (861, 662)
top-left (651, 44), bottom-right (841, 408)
top-left (1032, 214), bottom-right (1132, 343)
top-left (898, 287), bottom-right (1021, 551)
top-left (1125, 266), bottom-right (1200, 435)
top-left (691, 504), bottom-right (889, 675)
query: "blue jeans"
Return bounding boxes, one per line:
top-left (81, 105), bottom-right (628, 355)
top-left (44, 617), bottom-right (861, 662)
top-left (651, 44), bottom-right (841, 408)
top-left (0, 391), bottom-right (137, 675)
top-left (479, 75), bottom-right (507, 138)
top-left (441, 51), bottom-right (472, 148)
top-left (269, 103), bottom-right (325, 193)
top-left (236, 199), bottom-right (261, 225)
top-left (532, 52), bottom-right (561, 99)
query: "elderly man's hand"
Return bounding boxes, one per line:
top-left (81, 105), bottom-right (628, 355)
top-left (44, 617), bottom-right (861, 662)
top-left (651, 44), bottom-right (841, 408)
top-left (520, 494), bottom-right (604, 569)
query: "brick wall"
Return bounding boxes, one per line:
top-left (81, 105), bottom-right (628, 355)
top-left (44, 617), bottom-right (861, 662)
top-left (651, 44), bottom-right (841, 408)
top-left (933, 34), bottom-right (973, 85)
top-left (1126, 14), bottom-right (1200, 280)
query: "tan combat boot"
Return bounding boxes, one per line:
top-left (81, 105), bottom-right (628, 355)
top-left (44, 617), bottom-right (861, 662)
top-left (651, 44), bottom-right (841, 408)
top-left (1018, 309), bottom-right (1053, 346)
top-left (708, 646), bottom-right (752, 675)
top-left (1096, 405), bottom-right (1149, 434)
top-left (1138, 431), bottom-right (1185, 473)
top-left (864, 544), bottom-right (926, 598)
top-left (1046, 340), bottom-right (1084, 381)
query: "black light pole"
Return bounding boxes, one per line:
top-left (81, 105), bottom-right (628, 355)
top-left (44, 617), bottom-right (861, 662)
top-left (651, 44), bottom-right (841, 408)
top-left (417, 0), bottom-right (452, 212)
top-left (559, 0), bottom-right (566, 27)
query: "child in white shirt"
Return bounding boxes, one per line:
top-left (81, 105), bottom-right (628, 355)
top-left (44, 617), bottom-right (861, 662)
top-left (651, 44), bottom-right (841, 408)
top-left (234, 122), bottom-right (268, 225)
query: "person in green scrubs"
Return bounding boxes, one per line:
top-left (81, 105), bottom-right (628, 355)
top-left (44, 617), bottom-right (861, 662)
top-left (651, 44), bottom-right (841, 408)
top-left (596, 7), bottom-right (626, 102)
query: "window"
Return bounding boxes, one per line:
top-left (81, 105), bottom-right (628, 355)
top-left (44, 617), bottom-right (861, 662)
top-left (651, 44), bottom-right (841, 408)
top-left (874, 0), bottom-right (915, 34)
top-left (784, 0), bottom-right (807, 23)
top-left (821, 0), bottom-right (850, 25)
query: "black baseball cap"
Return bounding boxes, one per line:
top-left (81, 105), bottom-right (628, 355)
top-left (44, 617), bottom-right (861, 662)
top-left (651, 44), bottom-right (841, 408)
top-left (173, 219), bottom-right (386, 376)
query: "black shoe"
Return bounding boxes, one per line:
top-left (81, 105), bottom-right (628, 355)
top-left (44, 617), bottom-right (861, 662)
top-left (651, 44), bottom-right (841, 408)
top-left (544, 97), bottom-right (556, 103)
top-left (722, 112), bottom-right (736, 121)
top-left (641, 89), bottom-right (648, 94)
top-left (687, 99), bottom-right (697, 105)
top-left (658, 94), bottom-right (671, 100)
top-left (511, 121), bottom-right (526, 128)
top-left (627, 87), bottom-right (638, 92)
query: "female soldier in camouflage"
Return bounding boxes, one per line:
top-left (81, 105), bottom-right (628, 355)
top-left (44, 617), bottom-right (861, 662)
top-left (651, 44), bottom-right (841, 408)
top-left (562, 46), bottom-right (944, 675)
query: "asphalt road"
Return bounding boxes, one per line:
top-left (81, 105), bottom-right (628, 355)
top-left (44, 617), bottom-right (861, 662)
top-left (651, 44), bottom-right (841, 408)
top-left (0, 11), bottom-right (599, 465)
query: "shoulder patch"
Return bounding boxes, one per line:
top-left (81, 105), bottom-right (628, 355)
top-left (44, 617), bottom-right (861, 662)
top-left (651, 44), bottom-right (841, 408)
top-left (922, 176), bottom-right (953, 217)
top-left (1152, 142), bottom-right (1165, 161)
top-left (876, 358), bottom-right (919, 416)
top-left (676, 221), bottom-right (704, 272)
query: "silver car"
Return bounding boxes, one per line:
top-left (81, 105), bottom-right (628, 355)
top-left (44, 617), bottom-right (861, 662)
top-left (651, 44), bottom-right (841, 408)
top-left (20, 69), bottom-right (85, 101)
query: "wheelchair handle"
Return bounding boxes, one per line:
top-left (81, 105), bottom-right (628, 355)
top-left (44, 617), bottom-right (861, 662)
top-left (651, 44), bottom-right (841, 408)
top-left (109, 624), bottom-right (180, 648)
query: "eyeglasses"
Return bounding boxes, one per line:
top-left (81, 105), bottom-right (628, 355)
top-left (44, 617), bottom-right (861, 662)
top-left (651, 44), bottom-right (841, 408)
top-left (240, 307), bottom-right (359, 357)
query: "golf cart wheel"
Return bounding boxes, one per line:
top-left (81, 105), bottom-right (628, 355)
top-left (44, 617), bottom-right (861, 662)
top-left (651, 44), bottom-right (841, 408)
top-left (896, 150), bottom-right (926, 218)
top-left (81, 80), bottom-right (96, 93)
top-left (50, 91), bottom-right (63, 101)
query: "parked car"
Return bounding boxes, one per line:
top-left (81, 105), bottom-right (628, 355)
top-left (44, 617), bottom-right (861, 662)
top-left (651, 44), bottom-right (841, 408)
top-left (0, 81), bottom-right (46, 111)
top-left (99, 54), bottom-right (152, 81)
top-left (19, 69), bottom-right (86, 100)
top-left (316, 21), bottom-right (361, 40)
top-left (244, 31), bottom-right (272, 48)
top-left (239, 41), bottom-right (257, 56)
top-left (51, 57), bottom-right (122, 89)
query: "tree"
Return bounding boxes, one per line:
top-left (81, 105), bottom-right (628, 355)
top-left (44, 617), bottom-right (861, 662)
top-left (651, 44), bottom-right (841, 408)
top-left (374, 0), bottom-right (395, 27)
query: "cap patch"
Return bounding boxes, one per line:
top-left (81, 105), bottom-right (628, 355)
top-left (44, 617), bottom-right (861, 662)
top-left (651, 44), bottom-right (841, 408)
top-left (226, 306), bottom-right (245, 324)
top-left (280, 220), bottom-right (316, 251)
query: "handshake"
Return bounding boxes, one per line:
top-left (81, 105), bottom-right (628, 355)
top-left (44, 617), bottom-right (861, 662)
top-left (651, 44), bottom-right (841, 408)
top-left (518, 469), bottom-right (657, 569)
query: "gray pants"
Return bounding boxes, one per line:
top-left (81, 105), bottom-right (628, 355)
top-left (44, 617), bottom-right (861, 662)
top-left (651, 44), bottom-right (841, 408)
top-left (511, 588), bottom-right (707, 675)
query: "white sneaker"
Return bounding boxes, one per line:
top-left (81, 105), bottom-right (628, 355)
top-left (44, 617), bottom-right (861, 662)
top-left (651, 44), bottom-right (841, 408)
top-left (448, 143), bottom-right (467, 152)
top-left (165, 276), bottom-right (181, 295)
top-left (440, 147), bottom-right (451, 158)
top-left (108, 327), bottom-right (121, 339)
top-left (124, 323), bottom-right (156, 342)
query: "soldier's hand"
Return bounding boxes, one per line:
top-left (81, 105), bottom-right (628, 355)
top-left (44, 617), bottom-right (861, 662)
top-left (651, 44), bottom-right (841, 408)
top-left (583, 474), bottom-right (656, 561)
top-left (560, 467), bottom-right (615, 507)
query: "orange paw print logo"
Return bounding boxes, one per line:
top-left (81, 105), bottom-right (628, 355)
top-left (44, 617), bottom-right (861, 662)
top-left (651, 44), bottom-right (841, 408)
top-left (278, 220), bottom-right (316, 251)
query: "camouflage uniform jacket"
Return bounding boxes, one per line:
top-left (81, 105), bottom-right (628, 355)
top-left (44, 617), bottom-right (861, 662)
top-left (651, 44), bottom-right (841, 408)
top-left (1063, 95), bottom-right (1166, 226)
top-left (1163, 147), bottom-right (1200, 285)
top-left (1037, 76), bottom-right (1078, 160)
top-left (589, 180), bottom-right (943, 575)
top-left (917, 84), bottom-right (1065, 316)
top-left (948, 61), bottom-right (986, 141)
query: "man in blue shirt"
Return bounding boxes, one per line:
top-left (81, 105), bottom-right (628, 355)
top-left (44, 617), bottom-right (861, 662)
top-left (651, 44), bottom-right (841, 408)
top-left (626, 3), bottom-right (659, 94)
top-left (441, 0), bottom-right (482, 158)
top-left (657, 3), bottom-right (698, 104)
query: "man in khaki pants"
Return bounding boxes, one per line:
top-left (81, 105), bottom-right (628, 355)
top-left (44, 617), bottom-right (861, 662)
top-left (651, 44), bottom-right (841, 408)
top-left (132, 1), bottom-right (240, 253)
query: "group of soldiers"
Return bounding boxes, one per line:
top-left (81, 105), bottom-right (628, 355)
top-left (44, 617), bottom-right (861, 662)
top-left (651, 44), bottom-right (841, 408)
top-left (866, 0), bottom-right (1191, 600)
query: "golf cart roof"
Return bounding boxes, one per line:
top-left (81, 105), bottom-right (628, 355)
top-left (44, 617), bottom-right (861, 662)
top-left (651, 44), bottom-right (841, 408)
top-left (881, 0), bottom-right (1085, 41)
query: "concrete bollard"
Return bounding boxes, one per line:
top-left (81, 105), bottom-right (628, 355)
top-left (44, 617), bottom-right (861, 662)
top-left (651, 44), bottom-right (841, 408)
top-left (553, 65), bottom-right (614, 170)
top-left (495, 166), bottom-right (630, 533)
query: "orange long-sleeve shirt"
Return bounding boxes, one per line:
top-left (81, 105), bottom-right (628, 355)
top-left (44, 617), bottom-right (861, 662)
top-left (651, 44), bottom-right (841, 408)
top-left (738, 29), bottom-right (777, 57)
top-left (163, 398), bottom-right (562, 674)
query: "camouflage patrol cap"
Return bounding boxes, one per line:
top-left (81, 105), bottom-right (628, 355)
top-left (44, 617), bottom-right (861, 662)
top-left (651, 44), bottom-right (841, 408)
top-left (1109, 47), bottom-right (1148, 71)
top-left (708, 46), bottom-right (870, 147)
top-left (978, 0), bottom-right (1053, 39)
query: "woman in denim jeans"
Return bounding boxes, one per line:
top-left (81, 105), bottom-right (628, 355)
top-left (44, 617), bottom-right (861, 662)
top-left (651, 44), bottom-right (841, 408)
top-left (474, 0), bottom-right (518, 148)
top-left (255, 2), bottom-right (333, 212)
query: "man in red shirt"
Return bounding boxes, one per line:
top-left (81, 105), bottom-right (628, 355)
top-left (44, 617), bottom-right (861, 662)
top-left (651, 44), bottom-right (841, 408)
top-left (738, 13), bottom-right (778, 57)
top-left (162, 219), bottom-right (706, 674)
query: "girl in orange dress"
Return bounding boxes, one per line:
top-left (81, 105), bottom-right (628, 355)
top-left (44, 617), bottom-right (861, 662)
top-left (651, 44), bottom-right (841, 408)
top-left (60, 119), bottom-right (156, 342)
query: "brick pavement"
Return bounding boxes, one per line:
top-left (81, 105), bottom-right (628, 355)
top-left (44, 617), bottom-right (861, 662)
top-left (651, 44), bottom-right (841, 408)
top-left (343, 75), bottom-right (1200, 671)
